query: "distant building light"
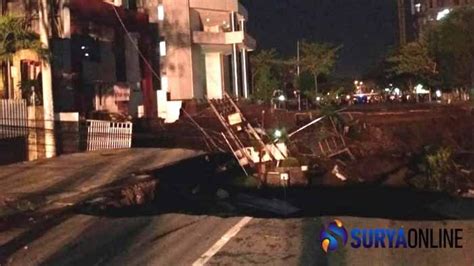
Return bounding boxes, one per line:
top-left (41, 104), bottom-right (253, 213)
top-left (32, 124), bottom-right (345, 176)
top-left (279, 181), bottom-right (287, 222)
top-left (435, 90), bottom-right (442, 98)
top-left (81, 46), bottom-right (86, 50)
top-left (437, 9), bottom-right (451, 21)
top-left (278, 95), bottom-right (286, 102)
top-left (415, 3), bottom-right (421, 13)
top-left (316, 96), bottom-right (321, 101)
top-left (157, 4), bottom-right (165, 21)
top-left (415, 84), bottom-right (430, 94)
top-left (159, 41), bottom-right (166, 56)
top-left (84, 53), bottom-right (89, 57)
top-left (394, 88), bottom-right (401, 96)
top-left (346, 95), bottom-right (351, 100)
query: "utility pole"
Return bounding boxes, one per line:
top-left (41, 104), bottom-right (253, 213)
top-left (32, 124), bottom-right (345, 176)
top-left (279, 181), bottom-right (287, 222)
top-left (297, 40), bottom-right (301, 110)
top-left (397, 0), bottom-right (407, 46)
top-left (296, 40), bottom-right (300, 77)
top-left (39, 0), bottom-right (56, 158)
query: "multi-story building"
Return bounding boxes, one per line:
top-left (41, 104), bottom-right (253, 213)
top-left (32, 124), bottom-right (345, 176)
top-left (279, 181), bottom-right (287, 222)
top-left (150, 0), bottom-right (256, 101)
top-left (402, 0), bottom-right (474, 43)
top-left (0, 0), bottom-right (159, 118)
top-left (1, 0), bottom-right (255, 121)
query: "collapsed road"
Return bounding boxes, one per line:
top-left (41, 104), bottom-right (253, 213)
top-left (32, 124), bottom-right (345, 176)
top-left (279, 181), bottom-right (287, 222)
top-left (0, 148), bottom-right (473, 265)
top-left (0, 104), bottom-right (473, 265)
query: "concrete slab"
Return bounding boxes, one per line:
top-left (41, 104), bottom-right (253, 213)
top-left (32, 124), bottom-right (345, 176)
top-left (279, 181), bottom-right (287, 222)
top-left (0, 148), bottom-right (206, 214)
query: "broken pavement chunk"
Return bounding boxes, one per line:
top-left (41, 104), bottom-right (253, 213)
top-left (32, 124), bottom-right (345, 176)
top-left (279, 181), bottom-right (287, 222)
top-left (331, 164), bottom-right (347, 181)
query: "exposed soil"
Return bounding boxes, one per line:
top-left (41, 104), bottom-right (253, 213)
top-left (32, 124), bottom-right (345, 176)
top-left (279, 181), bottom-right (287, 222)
top-left (133, 103), bottom-right (473, 189)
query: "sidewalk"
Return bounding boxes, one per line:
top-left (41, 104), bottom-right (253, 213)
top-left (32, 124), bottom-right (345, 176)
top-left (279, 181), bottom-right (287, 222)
top-left (0, 148), bottom-right (205, 216)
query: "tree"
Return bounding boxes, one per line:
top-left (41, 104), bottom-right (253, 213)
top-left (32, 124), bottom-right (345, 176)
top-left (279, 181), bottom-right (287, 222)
top-left (250, 49), bottom-right (281, 102)
top-left (252, 66), bottom-right (280, 103)
top-left (0, 15), bottom-right (48, 98)
top-left (429, 7), bottom-right (474, 94)
top-left (299, 41), bottom-right (341, 97)
top-left (386, 40), bottom-right (437, 90)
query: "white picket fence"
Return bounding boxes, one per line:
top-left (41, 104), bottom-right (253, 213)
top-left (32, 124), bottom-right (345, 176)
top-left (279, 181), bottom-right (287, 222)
top-left (0, 99), bottom-right (28, 139)
top-left (86, 120), bottom-right (133, 151)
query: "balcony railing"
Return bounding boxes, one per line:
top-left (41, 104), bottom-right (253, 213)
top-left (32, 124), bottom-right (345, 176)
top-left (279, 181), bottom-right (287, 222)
top-left (189, 0), bottom-right (248, 18)
top-left (192, 31), bottom-right (256, 50)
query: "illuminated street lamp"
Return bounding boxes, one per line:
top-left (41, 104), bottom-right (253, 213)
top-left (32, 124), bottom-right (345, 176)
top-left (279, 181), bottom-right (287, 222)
top-left (274, 129), bottom-right (282, 139)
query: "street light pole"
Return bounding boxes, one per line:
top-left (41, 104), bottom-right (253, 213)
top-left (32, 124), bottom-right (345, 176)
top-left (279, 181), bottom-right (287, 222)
top-left (297, 40), bottom-right (300, 77)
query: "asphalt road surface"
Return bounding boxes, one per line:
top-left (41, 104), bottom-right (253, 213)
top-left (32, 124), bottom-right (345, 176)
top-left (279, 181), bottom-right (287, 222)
top-left (1, 213), bottom-right (473, 266)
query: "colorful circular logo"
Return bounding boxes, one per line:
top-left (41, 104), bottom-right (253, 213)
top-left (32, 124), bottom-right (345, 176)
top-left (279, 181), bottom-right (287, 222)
top-left (320, 219), bottom-right (348, 253)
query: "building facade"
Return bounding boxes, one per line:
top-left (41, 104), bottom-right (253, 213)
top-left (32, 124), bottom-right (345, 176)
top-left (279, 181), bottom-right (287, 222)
top-left (401, 0), bottom-right (473, 44)
top-left (1, 0), bottom-right (159, 118)
top-left (152, 0), bottom-right (256, 101)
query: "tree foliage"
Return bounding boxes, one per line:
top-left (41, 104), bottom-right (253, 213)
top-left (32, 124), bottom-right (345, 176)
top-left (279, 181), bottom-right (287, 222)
top-left (386, 40), bottom-right (437, 87)
top-left (250, 49), bottom-right (281, 102)
top-left (299, 41), bottom-right (341, 95)
top-left (385, 7), bottom-right (474, 92)
top-left (429, 7), bottom-right (474, 89)
top-left (0, 15), bottom-right (48, 62)
top-left (0, 15), bottom-right (49, 99)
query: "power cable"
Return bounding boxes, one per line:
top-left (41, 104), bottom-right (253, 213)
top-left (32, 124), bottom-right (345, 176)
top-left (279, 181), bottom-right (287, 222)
top-left (111, 5), bottom-right (161, 81)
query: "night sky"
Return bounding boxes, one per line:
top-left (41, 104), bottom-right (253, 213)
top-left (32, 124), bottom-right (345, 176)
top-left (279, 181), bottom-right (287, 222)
top-left (241, 0), bottom-right (398, 78)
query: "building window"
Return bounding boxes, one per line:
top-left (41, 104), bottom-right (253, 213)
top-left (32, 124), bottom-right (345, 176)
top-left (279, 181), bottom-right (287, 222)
top-left (159, 41), bottom-right (166, 56)
top-left (158, 4), bottom-right (164, 21)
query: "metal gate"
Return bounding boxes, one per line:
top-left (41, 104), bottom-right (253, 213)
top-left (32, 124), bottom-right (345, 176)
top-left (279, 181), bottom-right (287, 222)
top-left (86, 120), bottom-right (133, 151)
top-left (0, 99), bottom-right (28, 139)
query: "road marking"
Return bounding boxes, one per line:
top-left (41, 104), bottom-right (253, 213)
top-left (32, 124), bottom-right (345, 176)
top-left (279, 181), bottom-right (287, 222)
top-left (192, 216), bottom-right (252, 266)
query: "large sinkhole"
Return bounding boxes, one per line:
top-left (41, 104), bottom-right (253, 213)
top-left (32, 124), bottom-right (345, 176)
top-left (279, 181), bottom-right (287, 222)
top-left (76, 152), bottom-right (474, 221)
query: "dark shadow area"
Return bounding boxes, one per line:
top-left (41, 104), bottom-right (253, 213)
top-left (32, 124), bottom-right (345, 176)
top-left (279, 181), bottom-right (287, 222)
top-left (79, 184), bottom-right (474, 221)
top-left (0, 136), bottom-right (27, 165)
top-left (76, 153), bottom-right (474, 221)
top-left (0, 210), bottom-right (73, 264)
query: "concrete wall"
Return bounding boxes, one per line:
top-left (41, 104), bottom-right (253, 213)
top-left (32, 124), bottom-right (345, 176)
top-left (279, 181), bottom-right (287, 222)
top-left (205, 53), bottom-right (224, 99)
top-left (162, 0), bottom-right (195, 100)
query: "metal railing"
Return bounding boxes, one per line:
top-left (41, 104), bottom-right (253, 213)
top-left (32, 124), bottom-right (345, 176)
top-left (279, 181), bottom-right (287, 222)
top-left (86, 120), bottom-right (133, 151)
top-left (0, 99), bottom-right (28, 139)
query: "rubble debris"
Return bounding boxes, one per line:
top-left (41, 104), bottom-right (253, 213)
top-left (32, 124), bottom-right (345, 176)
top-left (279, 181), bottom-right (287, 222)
top-left (331, 165), bottom-right (347, 181)
top-left (216, 188), bottom-right (230, 200)
top-left (208, 93), bottom-right (308, 188)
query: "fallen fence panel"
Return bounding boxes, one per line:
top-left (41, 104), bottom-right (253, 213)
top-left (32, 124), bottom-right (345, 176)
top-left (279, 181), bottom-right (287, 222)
top-left (86, 120), bottom-right (133, 151)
